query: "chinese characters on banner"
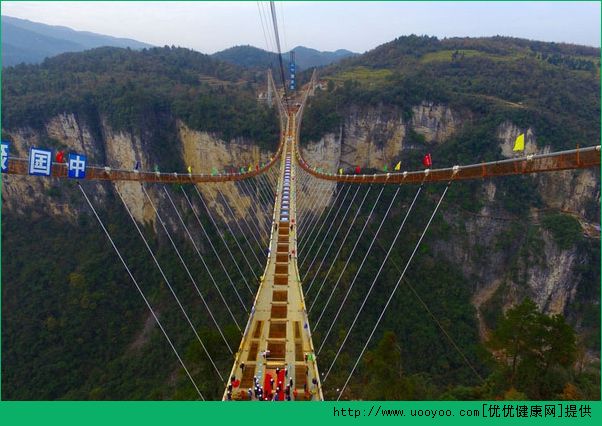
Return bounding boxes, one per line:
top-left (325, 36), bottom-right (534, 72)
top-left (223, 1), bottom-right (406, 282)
top-left (1, 141), bottom-right (9, 173)
top-left (68, 153), bottom-right (87, 179)
top-left (29, 147), bottom-right (53, 176)
top-left (27, 147), bottom-right (87, 178)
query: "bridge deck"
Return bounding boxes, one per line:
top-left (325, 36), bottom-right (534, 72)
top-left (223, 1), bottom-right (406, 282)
top-left (224, 115), bottom-right (323, 401)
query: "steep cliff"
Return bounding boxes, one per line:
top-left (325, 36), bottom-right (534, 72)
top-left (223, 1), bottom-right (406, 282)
top-left (300, 102), bottom-right (600, 333)
top-left (2, 113), bottom-right (276, 225)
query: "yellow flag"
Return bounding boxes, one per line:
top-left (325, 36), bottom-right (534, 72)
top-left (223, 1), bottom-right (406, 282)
top-left (394, 161), bottom-right (401, 171)
top-left (513, 133), bottom-right (525, 151)
top-left (187, 165), bottom-right (192, 174)
top-left (338, 168), bottom-right (343, 175)
top-left (248, 165), bottom-right (252, 172)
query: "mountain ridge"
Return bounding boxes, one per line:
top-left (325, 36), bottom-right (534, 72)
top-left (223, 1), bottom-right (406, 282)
top-left (2, 15), bottom-right (153, 66)
top-left (211, 44), bottom-right (356, 70)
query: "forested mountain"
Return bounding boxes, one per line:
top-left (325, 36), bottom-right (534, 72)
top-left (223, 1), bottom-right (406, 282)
top-left (1, 35), bottom-right (599, 401)
top-left (1, 15), bottom-right (152, 66)
top-left (298, 35), bottom-right (600, 400)
top-left (212, 44), bottom-right (356, 70)
top-left (1, 46), bottom-right (278, 400)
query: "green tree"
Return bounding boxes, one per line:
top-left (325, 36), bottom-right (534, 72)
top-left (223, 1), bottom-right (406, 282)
top-left (488, 298), bottom-right (577, 399)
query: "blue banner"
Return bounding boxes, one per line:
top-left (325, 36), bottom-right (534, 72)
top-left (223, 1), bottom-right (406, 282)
top-left (29, 147), bottom-right (53, 176)
top-left (68, 153), bottom-right (87, 179)
top-left (1, 140), bottom-right (9, 173)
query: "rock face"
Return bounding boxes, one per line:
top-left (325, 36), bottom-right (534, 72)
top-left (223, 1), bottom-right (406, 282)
top-left (411, 101), bottom-right (460, 144)
top-left (300, 102), bottom-right (600, 324)
top-left (301, 102), bottom-right (463, 171)
top-left (2, 113), bottom-right (276, 227)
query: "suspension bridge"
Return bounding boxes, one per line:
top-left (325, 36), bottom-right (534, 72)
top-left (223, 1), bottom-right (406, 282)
top-left (2, 0), bottom-right (601, 401)
top-left (2, 69), bottom-right (599, 401)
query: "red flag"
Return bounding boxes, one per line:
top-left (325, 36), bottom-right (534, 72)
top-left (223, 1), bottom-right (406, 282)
top-left (55, 151), bottom-right (65, 163)
top-left (355, 166), bottom-right (361, 174)
top-left (422, 153), bottom-right (432, 168)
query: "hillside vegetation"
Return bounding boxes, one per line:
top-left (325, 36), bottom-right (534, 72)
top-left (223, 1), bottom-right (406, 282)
top-left (302, 35), bottom-right (600, 156)
top-left (299, 36), bottom-right (600, 400)
top-left (2, 46), bottom-right (279, 150)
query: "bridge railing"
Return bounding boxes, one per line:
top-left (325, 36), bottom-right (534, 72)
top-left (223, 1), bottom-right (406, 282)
top-left (5, 139), bottom-right (284, 183)
top-left (294, 145), bottom-right (601, 184)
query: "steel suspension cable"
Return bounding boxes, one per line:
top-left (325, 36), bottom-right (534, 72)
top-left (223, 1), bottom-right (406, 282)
top-left (240, 178), bottom-right (270, 243)
top-left (118, 186), bottom-right (224, 380)
top-left (268, 0), bottom-right (290, 110)
top-left (253, 175), bottom-right (275, 235)
top-left (298, 179), bottom-right (332, 248)
top-left (256, 2), bottom-right (273, 54)
top-left (296, 171), bottom-right (314, 229)
top-left (252, 175), bottom-right (273, 230)
top-left (193, 186), bottom-right (258, 277)
top-left (259, 173), bottom-right (277, 212)
top-left (145, 185), bottom-right (235, 353)
top-left (237, 179), bottom-right (263, 240)
top-left (296, 171), bottom-right (315, 231)
top-left (373, 239), bottom-right (485, 384)
top-left (306, 185), bottom-right (361, 306)
top-left (313, 185), bottom-right (382, 331)
top-left (187, 187), bottom-right (255, 287)
top-left (297, 172), bottom-right (314, 226)
top-left (244, 179), bottom-right (270, 244)
top-left (299, 183), bottom-right (347, 269)
top-left (316, 185), bottom-right (390, 353)
top-left (336, 181), bottom-right (455, 400)
top-left (323, 184), bottom-right (423, 382)
top-left (160, 186), bottom-right (252, 306)
top-left (215, 188), bottom-right (264, 267)
top-left (299, 180), bottom-right (334, 246)
top-left (167, 187), bottom-right (243, 331)
top-left (298, 177), bottom-right (326, 236)
top-left (302, 183), bottom-right (354, 283)
top-left (232, 181), bottom-right (267, 247)
top-left (78, 183), bottom-right (205, 400)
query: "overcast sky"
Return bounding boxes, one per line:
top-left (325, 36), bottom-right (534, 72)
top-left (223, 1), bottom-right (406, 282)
top-left (2, 1), bottom-right (600, 54)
